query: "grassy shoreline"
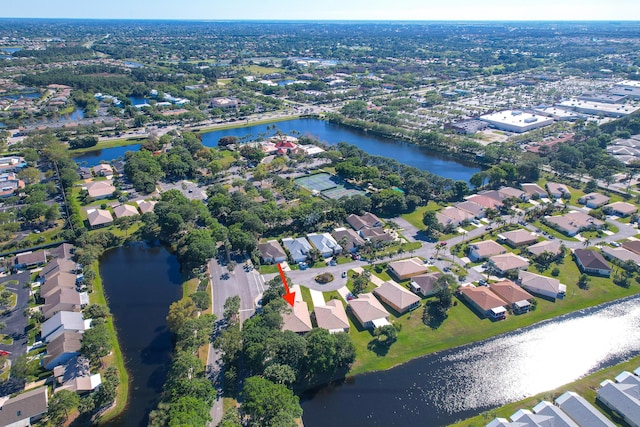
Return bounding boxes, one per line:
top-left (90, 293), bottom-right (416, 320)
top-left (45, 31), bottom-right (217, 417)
top-left (349, 279), bottom-right (640, 376)
top-left (88, 260), bottom-right (130, 425)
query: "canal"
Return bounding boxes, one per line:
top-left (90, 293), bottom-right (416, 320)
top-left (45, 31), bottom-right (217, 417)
top-left (301, 296), bottom-right (640, 426)
top-left (99, 244), bottom-right (183, 427)
top-left (73, 118), bottom-right (481, 182)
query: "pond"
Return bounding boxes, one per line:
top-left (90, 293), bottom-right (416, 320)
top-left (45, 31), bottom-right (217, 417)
top-left (100, 244), bottom-right (183, 427)
top-left (200, 118), bottom-right (481, 182)
top-left (72, 118), bottom-right (481, 182)
top-left (301, 296), bottom-right (640, 426)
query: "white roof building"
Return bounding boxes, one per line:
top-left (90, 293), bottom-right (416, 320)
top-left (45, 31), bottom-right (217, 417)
top-left (479, 110), bottom-right (554, 133)
top-left (307, 233), bottom-right (342, 257)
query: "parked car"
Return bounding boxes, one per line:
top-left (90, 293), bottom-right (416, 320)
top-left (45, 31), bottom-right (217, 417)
top-left (342, 271), bottom-right (347, 278)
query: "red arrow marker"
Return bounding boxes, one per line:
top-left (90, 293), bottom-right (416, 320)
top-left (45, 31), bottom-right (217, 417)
top-left (278, 263), bottom-right (295, 307)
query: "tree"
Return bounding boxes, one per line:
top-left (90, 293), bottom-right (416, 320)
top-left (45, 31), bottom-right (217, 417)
top-left (373, 324), bottom-right (398, 346)
top-left (80, 322), bottom-right (112, 365)
top-left (263, 363), bottom-right (297, 386)
top-left (47, 390), bottom-right (79, 425)
top-left (167, 297), bottom-right (198, 334)
top-left (219, 407), bottom-right (243, 427)
top-left (17, 167), bottom-right (40, 185)
top-left (190, 291), bottom-right (210, 311)
top-left (218, 136), bottom-right (238, 147)
top-left (577, 273), bottom-right (591, 290)
top-left (241, 376), bottom-right (302, 427)
top-left (223, 295), bottom-right (240, 324)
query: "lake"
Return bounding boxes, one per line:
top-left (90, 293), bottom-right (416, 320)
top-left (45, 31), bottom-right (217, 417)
top-left (301, 296), bottom-right (640, 426)
top-left (201, 118), bottom-right (481, 182)
top-left (74, 144), bottom-right (141, 167)
top-left (100, 244), bottom-right (183, 427)
top-left (73, 118), bottom-right (481, 181)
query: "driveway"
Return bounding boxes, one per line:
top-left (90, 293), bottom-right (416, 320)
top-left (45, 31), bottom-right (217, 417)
top-left (0, 271), bottom-right (31, 361)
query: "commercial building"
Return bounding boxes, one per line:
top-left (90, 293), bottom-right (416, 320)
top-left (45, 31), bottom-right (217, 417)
top-left (479, 110), bottom-right (553, 133)
top-left (557, 99), bottom-right (640, 118)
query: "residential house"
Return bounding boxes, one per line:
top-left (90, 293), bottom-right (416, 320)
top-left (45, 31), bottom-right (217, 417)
top-left (604, 201), bottom-right (638, 217)
top-left (546, 182), bottom-right (571, 199)
top-left (498, 186), bottom-right (526, 201)
top-left (518, 270), bottom-right (566, 300)
top-left (510, 409), bottom-right (572, 427)
top-left (579, 192), bottom-right (610, 209)
top-left (521, 183), bottom-right (548, 199)
top-left (458, 286), bottom-right (507, 320)
top-left (468, 240), bottom-right (507, 262)
top-left (601, 246), bottom-right (640, 265)
top-left (409, 272), bottom-right (442, 297)
top-left (574, 249), bottom-right (612, 277)
top-left (136, 200), bottom-right (157, 214)
top-left (281, 237), bottom-right (312, 263)
top-left (479, 190), bottom-right (507, 204)
top-left (466, 194), bottom-right (503, 209)
top-left (92, 163), bottom-right (113, 177)
top-left (307, 233), bottom-right (342, 257)
top-left (55, 373), bottom-right (102, 395)
top-left (43, 331), bottom-right (82, 370)
top-left (531, 401), bottom-right (580, 427)
top-left (489, 280), bottom-right (533, 314)
top-left (41, 311), bottom-right (90, 343)
top-left (112, 160), bottom-right (125, 175)
top-left (527, 240), bottom-right (563, 257)
top-left (315, 300), bottom-right (350, 334)
top-left (281, 299), bottom-right (313, 334)
top-left (0, 155), bottom-right (26, 172)
top-left (624, 240), bottom-right (640, 256)
top-left (0, 172), bottom-right (25, 197)
top-left (42, 287), bottom-right (87, 319)
top-left (455, 200), bottom-right (486, 218)
top-left (486, 418), bottom-right (527, 427)
top-left (348, 293), bottom-right (391, 329)
top-left (257, 240), bottom-right (287, 264)
top-left (555, 391), bottom-right (616, 427)
top-left (488, 253), bottom-right (530, 275)
top-left (332, 228), bottom-right (365, 253)
top-left (41, 258), bottom-right (76, 280)
top-left (40, 271), bottom-right (77, 299)
top-left (49, 243), bottom-right (74, 260)
top-left (0, 386), bottom-right (48, 427)
top-left (112, 204), bottom-right (139, 219)
top-left (597, 380), bottom-right (640, 427)
top-left (359, 227), bottom-right (394, 244)
top-left (388, 258), bottom-right (429, 280)
top-left (85, 181), bottom-right (115, 200)
top-left (346, 212), bottom-right (382, 231)
top-left (545, 211), bottom-right (604, 236)
top-left (437, 207), bottom-right (474, 227)
top-left (14, 249), bottom-right (47, 269)
top-left (373, 281), bottom-right (421, 314)
top-left (78, 167), bottom-right (92, 180)
top-left (498, 229), bottom-right (538, 247)
top-left (86, 209), bottom-right (114, 229)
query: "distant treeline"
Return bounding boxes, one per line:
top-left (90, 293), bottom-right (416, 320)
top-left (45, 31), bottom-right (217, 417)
top-left (13, 45), bottom-right (94, 61)
top-left (20, 66), bottom-right (137, 93)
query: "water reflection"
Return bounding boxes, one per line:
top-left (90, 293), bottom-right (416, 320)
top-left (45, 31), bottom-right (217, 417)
top-left (301, 297), bottom-right (640, 426)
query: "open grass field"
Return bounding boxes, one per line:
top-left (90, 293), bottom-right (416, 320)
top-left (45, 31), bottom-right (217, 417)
top-left (401, 201), bottom-right (440, 229)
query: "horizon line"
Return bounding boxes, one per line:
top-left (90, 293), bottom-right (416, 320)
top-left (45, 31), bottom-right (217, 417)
top-left (1, 17), bottom-right (640, 23)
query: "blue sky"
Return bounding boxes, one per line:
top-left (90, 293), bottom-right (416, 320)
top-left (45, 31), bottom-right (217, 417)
top-left (3, 0), bottom-right (639, 21)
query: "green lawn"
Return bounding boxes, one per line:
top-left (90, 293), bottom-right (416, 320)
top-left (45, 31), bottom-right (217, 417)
top-left (532, 220), bottom-right (578, 241)
top-left (349, 254), bottom-right (640, 375)
top-left (401, 201), bottom-right (440, 229)
top-left (259, 264), bottom-right (280, 274)
top-left (0, 334), bottom-right (13, 345)
top-left (449, 354), bottom-right (640, 427)
top-left (299, 285), bottom-right (314, 310)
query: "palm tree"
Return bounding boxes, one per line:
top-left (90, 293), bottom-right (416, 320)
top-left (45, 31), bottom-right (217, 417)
top-left (583, 238), bottom-right (592, 248)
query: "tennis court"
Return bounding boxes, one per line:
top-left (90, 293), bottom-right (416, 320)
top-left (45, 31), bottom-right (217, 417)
top-left (294, 173), bottom-right (338, 192)
top-left (322, 187), bottom-right (366, 200)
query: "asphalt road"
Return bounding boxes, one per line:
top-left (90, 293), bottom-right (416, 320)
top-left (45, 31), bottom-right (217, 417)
top-left (207, 256), bottom-right (266, 426)
top-left (0, 271), bottom-right (31, 361)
